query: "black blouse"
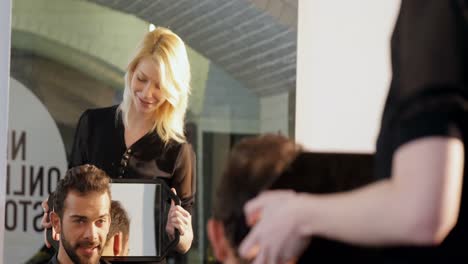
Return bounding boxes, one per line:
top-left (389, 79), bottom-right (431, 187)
top-left (69, 105), bottom-right (196, 213)
top-left (375, 0), bottom-right (467, 261)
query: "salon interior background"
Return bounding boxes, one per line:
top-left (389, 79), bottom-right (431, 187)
top-left (1, 0), bottom-right (400, 263)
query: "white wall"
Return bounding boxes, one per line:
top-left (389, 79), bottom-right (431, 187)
top-left (296, 0), bottom-right (400, 153)
top-left (0, 1), bottom-right (12, 263)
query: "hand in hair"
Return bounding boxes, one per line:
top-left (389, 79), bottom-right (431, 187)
top-left (239, 190), bottom-right (311, 264)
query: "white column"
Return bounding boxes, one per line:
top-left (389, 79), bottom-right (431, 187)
top-left (296, 0), bottom-right (400, 153)
top-left (0, 1), bottom-right (12, 263)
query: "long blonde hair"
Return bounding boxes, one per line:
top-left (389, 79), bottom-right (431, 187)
top-left (119, 27), bottom-right (191, 144)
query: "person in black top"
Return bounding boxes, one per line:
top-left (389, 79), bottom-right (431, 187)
top-left (42, 26), bottom-right (196, 255)
top-left (48, 165), bottom-right (112, 264)
top-left (238, 1), bottom-right (468, 263)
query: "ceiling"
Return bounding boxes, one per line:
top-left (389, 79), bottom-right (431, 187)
top-left (87, 0), bottom-right (297, 96)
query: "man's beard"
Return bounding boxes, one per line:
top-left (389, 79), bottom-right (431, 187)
top-left (61, 231), bottom-right (103, 264)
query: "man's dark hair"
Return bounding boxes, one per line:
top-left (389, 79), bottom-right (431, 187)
top-left (212, 134), bottom-right (300, 248)
top-left (106, 200), bottom-right (130, 243)
top-left (53, 164), bottom-right (111, 218)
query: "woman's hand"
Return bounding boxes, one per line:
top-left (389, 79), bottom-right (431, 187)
top-left (166, 188), bottom-right (193, 253)
top-left (239, 190), bottom-right (312, 264)
top-left (41, 197), bottom-right (59, 247)
top-left (165, 188), bottom-right (191, 238)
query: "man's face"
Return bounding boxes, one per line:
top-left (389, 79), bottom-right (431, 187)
top-left (59, 190), bottom-right (111, 264)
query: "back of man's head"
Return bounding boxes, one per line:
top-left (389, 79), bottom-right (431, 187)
top-left (107, 201), bottom-right (130, 241)
top-left (208, 134), bottom-right (300, 262)
top-left (53, 164), bottom-right (112, 218)
top-left (102, 200), bottom-right (131, 256)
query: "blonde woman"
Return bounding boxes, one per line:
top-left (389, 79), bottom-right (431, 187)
top-left (42, 27), bottom-right (195, 255)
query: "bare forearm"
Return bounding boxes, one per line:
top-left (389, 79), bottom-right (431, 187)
top-left (300, 179), bottom-right (440, 246)
top-left (301, 138), bottom-right (464, 246)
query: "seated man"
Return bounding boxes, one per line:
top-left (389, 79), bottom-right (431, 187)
top-left (207, 134), bottom-right (301, 263)
top-left (207, 134), bottom-right (378, 263)
top-left (102, 200), bottom-right (130, 257)
top-left (49, 164), bottom-right (112, 264)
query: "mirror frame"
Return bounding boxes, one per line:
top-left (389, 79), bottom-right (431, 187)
top-left (47, 177), bottom-right (180, 263)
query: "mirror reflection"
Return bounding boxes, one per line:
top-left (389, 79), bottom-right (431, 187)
top-left (106, 185), bottom-right (156, 257)
top-left (7, 0), bottom-right (297, 263)
top-left (45, 177), bottom-right (178, 262)
top-left (102, 200), bottom-right (130, 257)
top-left (103, 179), bottom-right (179, 260)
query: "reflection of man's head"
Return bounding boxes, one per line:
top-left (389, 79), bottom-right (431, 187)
top-left (51, 164), bottom-right (112, 264)
top-left (102, 200), bottom-right (130, 256)
top-left (208, 134), bottom-right (300, 263)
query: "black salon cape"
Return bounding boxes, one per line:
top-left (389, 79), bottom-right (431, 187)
top-left (69, 105), bottom-right (196, 214)
top-left (374, 0), bottom-right (468, 262)
top-left (48, 254), bottom-right (110, 264)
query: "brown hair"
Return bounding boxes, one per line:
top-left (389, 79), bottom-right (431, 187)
top-left (106, 200), bottom-right (130, 242)
top-left (212, 134), bottom-right (301, 248)
top-left (53, 164), bottom-right (111, 218)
